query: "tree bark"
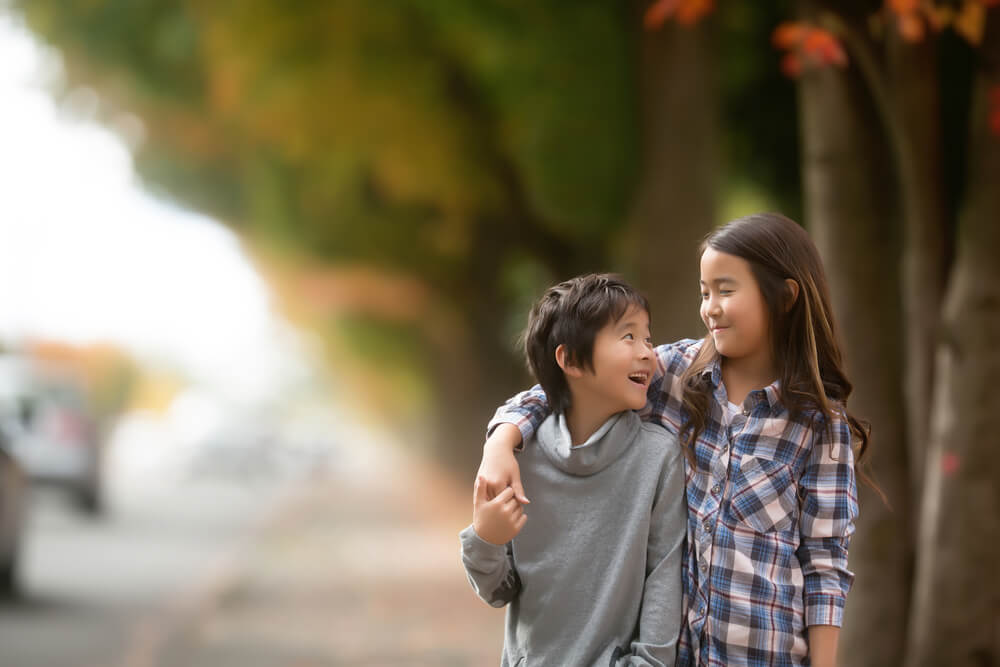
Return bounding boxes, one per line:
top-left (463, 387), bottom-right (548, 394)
top-left (906, 18), bottom-right (1000, 664)
top-left (797, 49), bottom-right (912, 667)
top-left (887, 33), bottom-right (950, 500)
top-left (625, 8), bottom-right (717, 342)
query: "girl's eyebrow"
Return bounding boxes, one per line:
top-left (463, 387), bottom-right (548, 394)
top-left (699, 277), bottom-right (738, 286)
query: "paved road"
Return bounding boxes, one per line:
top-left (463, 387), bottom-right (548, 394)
top-left (0, 477), bottom-right (292, 667)
top-left (0, 422), bottom-right (502, 667)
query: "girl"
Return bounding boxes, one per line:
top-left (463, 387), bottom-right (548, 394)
top-left (478, 213), bottom-right (870, 667)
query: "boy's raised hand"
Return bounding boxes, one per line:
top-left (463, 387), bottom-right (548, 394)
top-left (473, 475), bottom-right (527, 545)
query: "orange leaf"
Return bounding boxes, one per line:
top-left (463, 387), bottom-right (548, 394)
top-left (644, 0), bottom-right (679, 30)
top-left (888, 0), bottom-right (920, 14)
top-left (781, 53), bottom-right (803, 78)
top-left (897, 12), bottom-right (926, 41)
top-left (980, 0), bottom-right (1000, 7)
top-left (924, 5), bottom-right (955, 31)
top-left (802, 28), bottom-right (847, 66)
top-left (676, 0), bottom-right (714, 26)
top-left (953, 0), bottom-right (986, 45)
top-left (772, 21), bottom-right (806, 49)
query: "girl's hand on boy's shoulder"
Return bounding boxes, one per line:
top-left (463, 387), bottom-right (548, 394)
top-left (472, 476), bottom-right (527, 545)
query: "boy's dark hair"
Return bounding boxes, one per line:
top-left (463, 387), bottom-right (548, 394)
top-left (523, 273), bottom-right (649, 415)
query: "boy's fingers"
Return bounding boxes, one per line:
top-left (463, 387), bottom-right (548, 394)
top-left (491, 487), bottom-right (515, 505)
top-left (515, 514), bottom-right (528, 530)
top-left (501, 496), bottom-right (520, 513)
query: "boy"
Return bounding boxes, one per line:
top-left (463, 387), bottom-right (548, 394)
top-left (460, 273), bottom-right (686, 666)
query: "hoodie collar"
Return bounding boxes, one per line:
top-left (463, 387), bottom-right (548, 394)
top-left (536, 411), bottom-right (640, 476)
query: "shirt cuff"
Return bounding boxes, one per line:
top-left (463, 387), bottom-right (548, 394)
top-left (459, 524), bottom-right (507, 562)
top-left (805, 593), bottom-right (846, 627)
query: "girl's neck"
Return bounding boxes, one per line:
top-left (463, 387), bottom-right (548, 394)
top-left (720, 352), bottom-right (777, 407)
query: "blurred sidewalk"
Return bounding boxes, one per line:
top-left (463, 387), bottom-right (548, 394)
top-left (125, 443), bottom-right (503, 667)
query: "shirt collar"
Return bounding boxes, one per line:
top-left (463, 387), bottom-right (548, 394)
top-left (700, 354), bottom-right (783, 412)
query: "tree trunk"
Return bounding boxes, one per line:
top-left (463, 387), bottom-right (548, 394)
top-left (797, 48), bottom-right (912, 667)
top-left (887, 34), bottom-right (950, 501)
top-left (625, 7), bottom-right (717, 342)
top-left (906, 19), bottom-right (1000, 665)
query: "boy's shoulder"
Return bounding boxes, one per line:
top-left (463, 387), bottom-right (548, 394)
top-left (634, 418), bottom-right (683, 466)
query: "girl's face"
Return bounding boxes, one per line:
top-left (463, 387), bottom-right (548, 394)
top-left (699, 247), bottom-right (770, 364)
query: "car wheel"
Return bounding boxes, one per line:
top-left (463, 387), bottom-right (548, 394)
top-left (0, 550), bottom-right (18, 598)
top-left (75, 483), bottom-right (104, 516)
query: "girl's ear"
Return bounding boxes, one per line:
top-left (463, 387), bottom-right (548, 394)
top-left (784, 278), bottom-right (800, 312)
top-left (555, 344), bottom-right (584, 378)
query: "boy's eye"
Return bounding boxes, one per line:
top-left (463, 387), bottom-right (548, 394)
top-left (623, 333), bottom-right (634, 340)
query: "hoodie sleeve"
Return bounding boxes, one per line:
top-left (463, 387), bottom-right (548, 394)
top-left (460, 524), bottom-right (521, 608)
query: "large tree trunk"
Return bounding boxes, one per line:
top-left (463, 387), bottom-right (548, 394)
top-left (887, 34), bottom-right (950, 500)
top-left (797, 29), bottom-right (912, 665)
top-left (906, 19), bottom-right (1000, 665)
top-left (626, 7), bottom-right (716, 342)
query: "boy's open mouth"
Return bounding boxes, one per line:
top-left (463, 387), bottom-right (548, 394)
top-left (628, 372), bottom-right (649, 385)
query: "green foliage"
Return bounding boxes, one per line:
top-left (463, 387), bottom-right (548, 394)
top-left (718, 0), bottom-right (802, 219)
top-left (15, 0), bottom-right (637, 265)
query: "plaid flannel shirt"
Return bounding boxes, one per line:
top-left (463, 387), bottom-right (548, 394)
top-left (488, 339), bottom-right (858, 667)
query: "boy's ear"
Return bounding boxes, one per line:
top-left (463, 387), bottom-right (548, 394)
top-left (555, 344), bottom-right (585, 378)
top-left (784, 278), bottom-right (800, 312)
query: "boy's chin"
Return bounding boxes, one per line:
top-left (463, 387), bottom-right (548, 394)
top-left (623, 397), bottom-right (647, 412)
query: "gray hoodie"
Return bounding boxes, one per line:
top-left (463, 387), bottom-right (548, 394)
top-left (460, 410), bottom-right (686, 666)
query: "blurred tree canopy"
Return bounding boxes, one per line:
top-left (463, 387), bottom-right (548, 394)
top-left (11, 0), bottom-right (798, 464)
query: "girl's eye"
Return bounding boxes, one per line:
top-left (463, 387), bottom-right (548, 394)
top-left (700, 292), bottom-right (709, 300)
top-left (720, 289), bottom-right (733, 296)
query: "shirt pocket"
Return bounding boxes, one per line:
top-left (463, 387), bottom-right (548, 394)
top-left (729, 455), bottom-right (797, 534)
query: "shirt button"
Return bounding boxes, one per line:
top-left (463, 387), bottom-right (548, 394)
top-left (700, 561), bottom-right (708, 573)
top-left (703, 519), bottom-right (713, 532)
top-left (711, 484), bottom-right (721, 495)
top-left (743, 407), bottom-right (750, 416)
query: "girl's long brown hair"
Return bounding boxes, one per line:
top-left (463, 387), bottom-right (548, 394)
top-left (679, 213), bottom-right (882, 499)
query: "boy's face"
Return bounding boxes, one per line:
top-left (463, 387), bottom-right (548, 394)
top-left (574, 304), bottom-right (655, 413)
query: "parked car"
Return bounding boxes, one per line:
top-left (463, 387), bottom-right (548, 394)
top-left (0, 434), bottom-right (27, 596)
top-left (0, 356), bottom-right (104, 516)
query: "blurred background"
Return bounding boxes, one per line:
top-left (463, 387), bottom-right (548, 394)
top-left (0, 1), bottom-right (996, 666)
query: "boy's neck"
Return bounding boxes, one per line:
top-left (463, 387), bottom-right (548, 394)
top-left (563, 391), bottom-right (621, 447)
